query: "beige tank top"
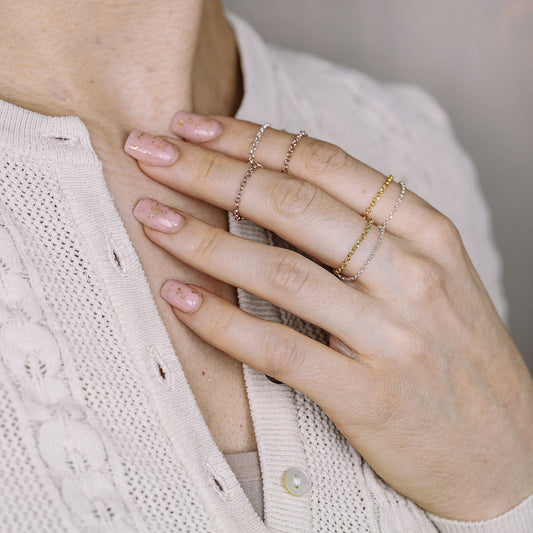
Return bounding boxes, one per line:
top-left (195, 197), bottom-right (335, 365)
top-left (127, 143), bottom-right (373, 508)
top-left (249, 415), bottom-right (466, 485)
top-left (224, 451), bottom-right (264, 519)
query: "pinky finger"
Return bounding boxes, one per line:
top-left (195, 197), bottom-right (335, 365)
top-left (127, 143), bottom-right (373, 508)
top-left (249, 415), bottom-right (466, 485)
top-left (160, 280), bottom-right (362, 414)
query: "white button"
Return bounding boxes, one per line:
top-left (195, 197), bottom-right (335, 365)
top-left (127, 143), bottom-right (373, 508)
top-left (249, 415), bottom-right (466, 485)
top-left (283, 467), bottom-right (310, 496)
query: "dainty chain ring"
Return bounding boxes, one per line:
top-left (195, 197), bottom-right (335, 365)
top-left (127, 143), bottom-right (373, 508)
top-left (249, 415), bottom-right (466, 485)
top-left (281, 130), bottom-right (308, 173)
top-left (233, 163), bottom-right (263, 221)
top-left (333, 218), bottom-right (374, 277)
top-left (248, 123), bottom-right (271, 166)
top-left (381, 181), bottom-right (406, 228)
top-left (363, 174), bottom-right (394, 220)
top-left (336, 182), bottom-right (406, 281)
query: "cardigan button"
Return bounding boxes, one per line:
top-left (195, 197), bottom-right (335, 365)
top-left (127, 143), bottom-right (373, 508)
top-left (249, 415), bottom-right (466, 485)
top-left (283, 467), bottom-right (310, 496)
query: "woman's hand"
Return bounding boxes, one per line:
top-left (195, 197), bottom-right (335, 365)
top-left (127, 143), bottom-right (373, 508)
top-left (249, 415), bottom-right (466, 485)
top-left (124, 115), bottom-right (533, 521)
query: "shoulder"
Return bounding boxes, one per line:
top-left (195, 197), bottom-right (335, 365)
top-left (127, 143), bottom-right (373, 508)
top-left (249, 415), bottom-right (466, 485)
top-left (264, 44), bottom-right (479, 204)
top-left (268, 45), bottom-right (453, 160)
top-left (231, 11), bottom-right (451, 152)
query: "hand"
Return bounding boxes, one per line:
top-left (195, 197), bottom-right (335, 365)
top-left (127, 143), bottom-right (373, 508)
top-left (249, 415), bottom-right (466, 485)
top-left (124, 116), bottom-right (533, 521)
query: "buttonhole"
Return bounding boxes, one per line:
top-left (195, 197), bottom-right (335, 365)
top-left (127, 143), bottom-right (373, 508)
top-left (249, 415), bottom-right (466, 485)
top-left (157, 363), bottom-right (166, 381)
top-left (150, 346), bottom-right (175, 390)
top-left (204, 461), bottom-right (230, 501)
top-left (213, 477), bottom-right (224, 493)
top-left (152, 357), bottom-right (169, 387)
top-left (111, 249), bottom-right (122, 269)
top-left (107, 236), bottom-right (127, 274)
top-left (39, 132), bottom-right (80, 146)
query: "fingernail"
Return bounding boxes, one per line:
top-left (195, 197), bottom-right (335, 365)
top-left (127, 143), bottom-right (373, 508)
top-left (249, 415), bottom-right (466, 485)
top-left (133, 198), bottom-right (184, 233)
top-left (161, 280), bottom-right (203, 312)
top-left (124, 130), bottom-right (179, 165)
top-left (171, 111), bottom-right (223, 143)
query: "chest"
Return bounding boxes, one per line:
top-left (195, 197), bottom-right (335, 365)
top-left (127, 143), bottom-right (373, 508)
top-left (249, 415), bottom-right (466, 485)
top-left (102, 154), bottom-right (257, 454)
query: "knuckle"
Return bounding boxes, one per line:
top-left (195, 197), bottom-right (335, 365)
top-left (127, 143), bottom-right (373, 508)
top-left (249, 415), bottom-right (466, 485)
top-left (262, 329), bottom-right (306, 378)
top-left (304, 139), bottom-right (349, 176)
top-left (419, 261), bottom-right (446, 295)
top-left (194, 151), bottom-right (226, 188)
top-left (205, 306), bottom-right (239, 345)
top-left (270, 177), bottom-right (320, 219)
top-left (427, 211), bottom-right (463, 252)
top-left (392, 328), bottom-right (426, 366)
top-left (267, 251), bottom-right (312, 296)
top-left (405, 254), bottom-right (448, 304)
top-left (193, 228), bottom-right (223, 260)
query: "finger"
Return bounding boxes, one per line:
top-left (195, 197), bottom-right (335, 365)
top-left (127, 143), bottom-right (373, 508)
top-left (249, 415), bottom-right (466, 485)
top-left (171, 113), bottom-right (436, 239)
top-left (160, 279), bottom-right (369, 420)
top-left (126, 132), bottom-right (406, 284)
top-left (133, 197), bottom-right (389, 354)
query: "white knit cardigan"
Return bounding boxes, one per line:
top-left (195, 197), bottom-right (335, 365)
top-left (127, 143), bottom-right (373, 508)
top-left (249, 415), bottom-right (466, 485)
top-left (0, 12), bottom-right (531, 533)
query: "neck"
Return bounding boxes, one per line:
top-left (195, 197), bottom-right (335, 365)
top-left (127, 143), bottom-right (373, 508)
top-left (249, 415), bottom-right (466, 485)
top-left (0, 1), bottom-right (252, 454)
top-left (0, 0), bottom-right (241, 140)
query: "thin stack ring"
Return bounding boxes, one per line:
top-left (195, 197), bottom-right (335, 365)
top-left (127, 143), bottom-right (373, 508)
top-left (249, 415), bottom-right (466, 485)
top-left (333, 219), bottom-right (374, 277)
top-left (363, 175), bottom-right (394, 220)
top-left (248, 122), bottom-right (270, 166)
top-left (233, 123), bottom-right (271, 221)
top-left (236, 125), bottom-right (403, 283)
top-left (234, 124), bottom-right (309, 221)
top-left (334, 179), bottom-right (406, 281)
top-left (233, 163), bottom-right (263, 221)
top-left (281, 130), bottom-right (308, 173)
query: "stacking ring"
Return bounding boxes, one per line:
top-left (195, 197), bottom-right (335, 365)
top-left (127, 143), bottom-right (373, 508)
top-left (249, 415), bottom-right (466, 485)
top-left (232, 123), bottom-right (272, 222)
top-left (281, 130), bottom-right (308, 173)
top-left (334, 181), bottom-right (406, 281)
top-left (233, 163), bottom-right (263, 221)
top-left (248, 123), bottom-right (270, 166)
top-left (333, 219), bottom-right (374, 277)
top-left (363, 175), bottom-right (394, 220)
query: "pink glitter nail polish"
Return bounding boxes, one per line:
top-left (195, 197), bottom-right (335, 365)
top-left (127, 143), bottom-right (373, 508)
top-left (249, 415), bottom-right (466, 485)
top-left (161, 280), bottom-right (203, 313)
top-left (124, 130), bottom-right (179, 165)
top-left (133, 198), bottom-right (184, 233)
top-left (171, 111), bottom-right (223, 143)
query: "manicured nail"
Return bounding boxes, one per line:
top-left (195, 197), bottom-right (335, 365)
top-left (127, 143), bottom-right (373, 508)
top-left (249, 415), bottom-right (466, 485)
top-left (161, 280), bottom-right (203, 312)
top-left (133, 198), bottom-right (184, 233)
top-left (171, 111), bottom-right (223, 142)
top-left (124, 130), bottom-right (179, 165)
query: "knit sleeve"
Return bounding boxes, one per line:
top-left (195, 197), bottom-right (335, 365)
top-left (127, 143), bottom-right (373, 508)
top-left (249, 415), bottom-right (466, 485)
top-left (428, 493), bottom-right (533, 533)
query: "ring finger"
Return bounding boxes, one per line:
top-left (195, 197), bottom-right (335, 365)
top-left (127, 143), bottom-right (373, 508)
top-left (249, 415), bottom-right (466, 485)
top-left (133, 197), bottom-right (390, 355)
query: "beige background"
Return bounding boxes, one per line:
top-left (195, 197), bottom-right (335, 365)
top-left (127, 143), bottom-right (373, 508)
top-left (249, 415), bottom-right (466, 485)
top-left (223, 0), bottom-right (533, 370)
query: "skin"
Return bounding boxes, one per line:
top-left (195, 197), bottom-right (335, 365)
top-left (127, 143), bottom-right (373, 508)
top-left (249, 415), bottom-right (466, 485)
top-left (125, 117), bottom-right (533, 521)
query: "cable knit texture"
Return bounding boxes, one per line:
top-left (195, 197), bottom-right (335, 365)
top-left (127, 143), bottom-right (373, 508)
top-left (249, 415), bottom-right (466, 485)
top-left (0, 12), bottom-right (531, 533)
